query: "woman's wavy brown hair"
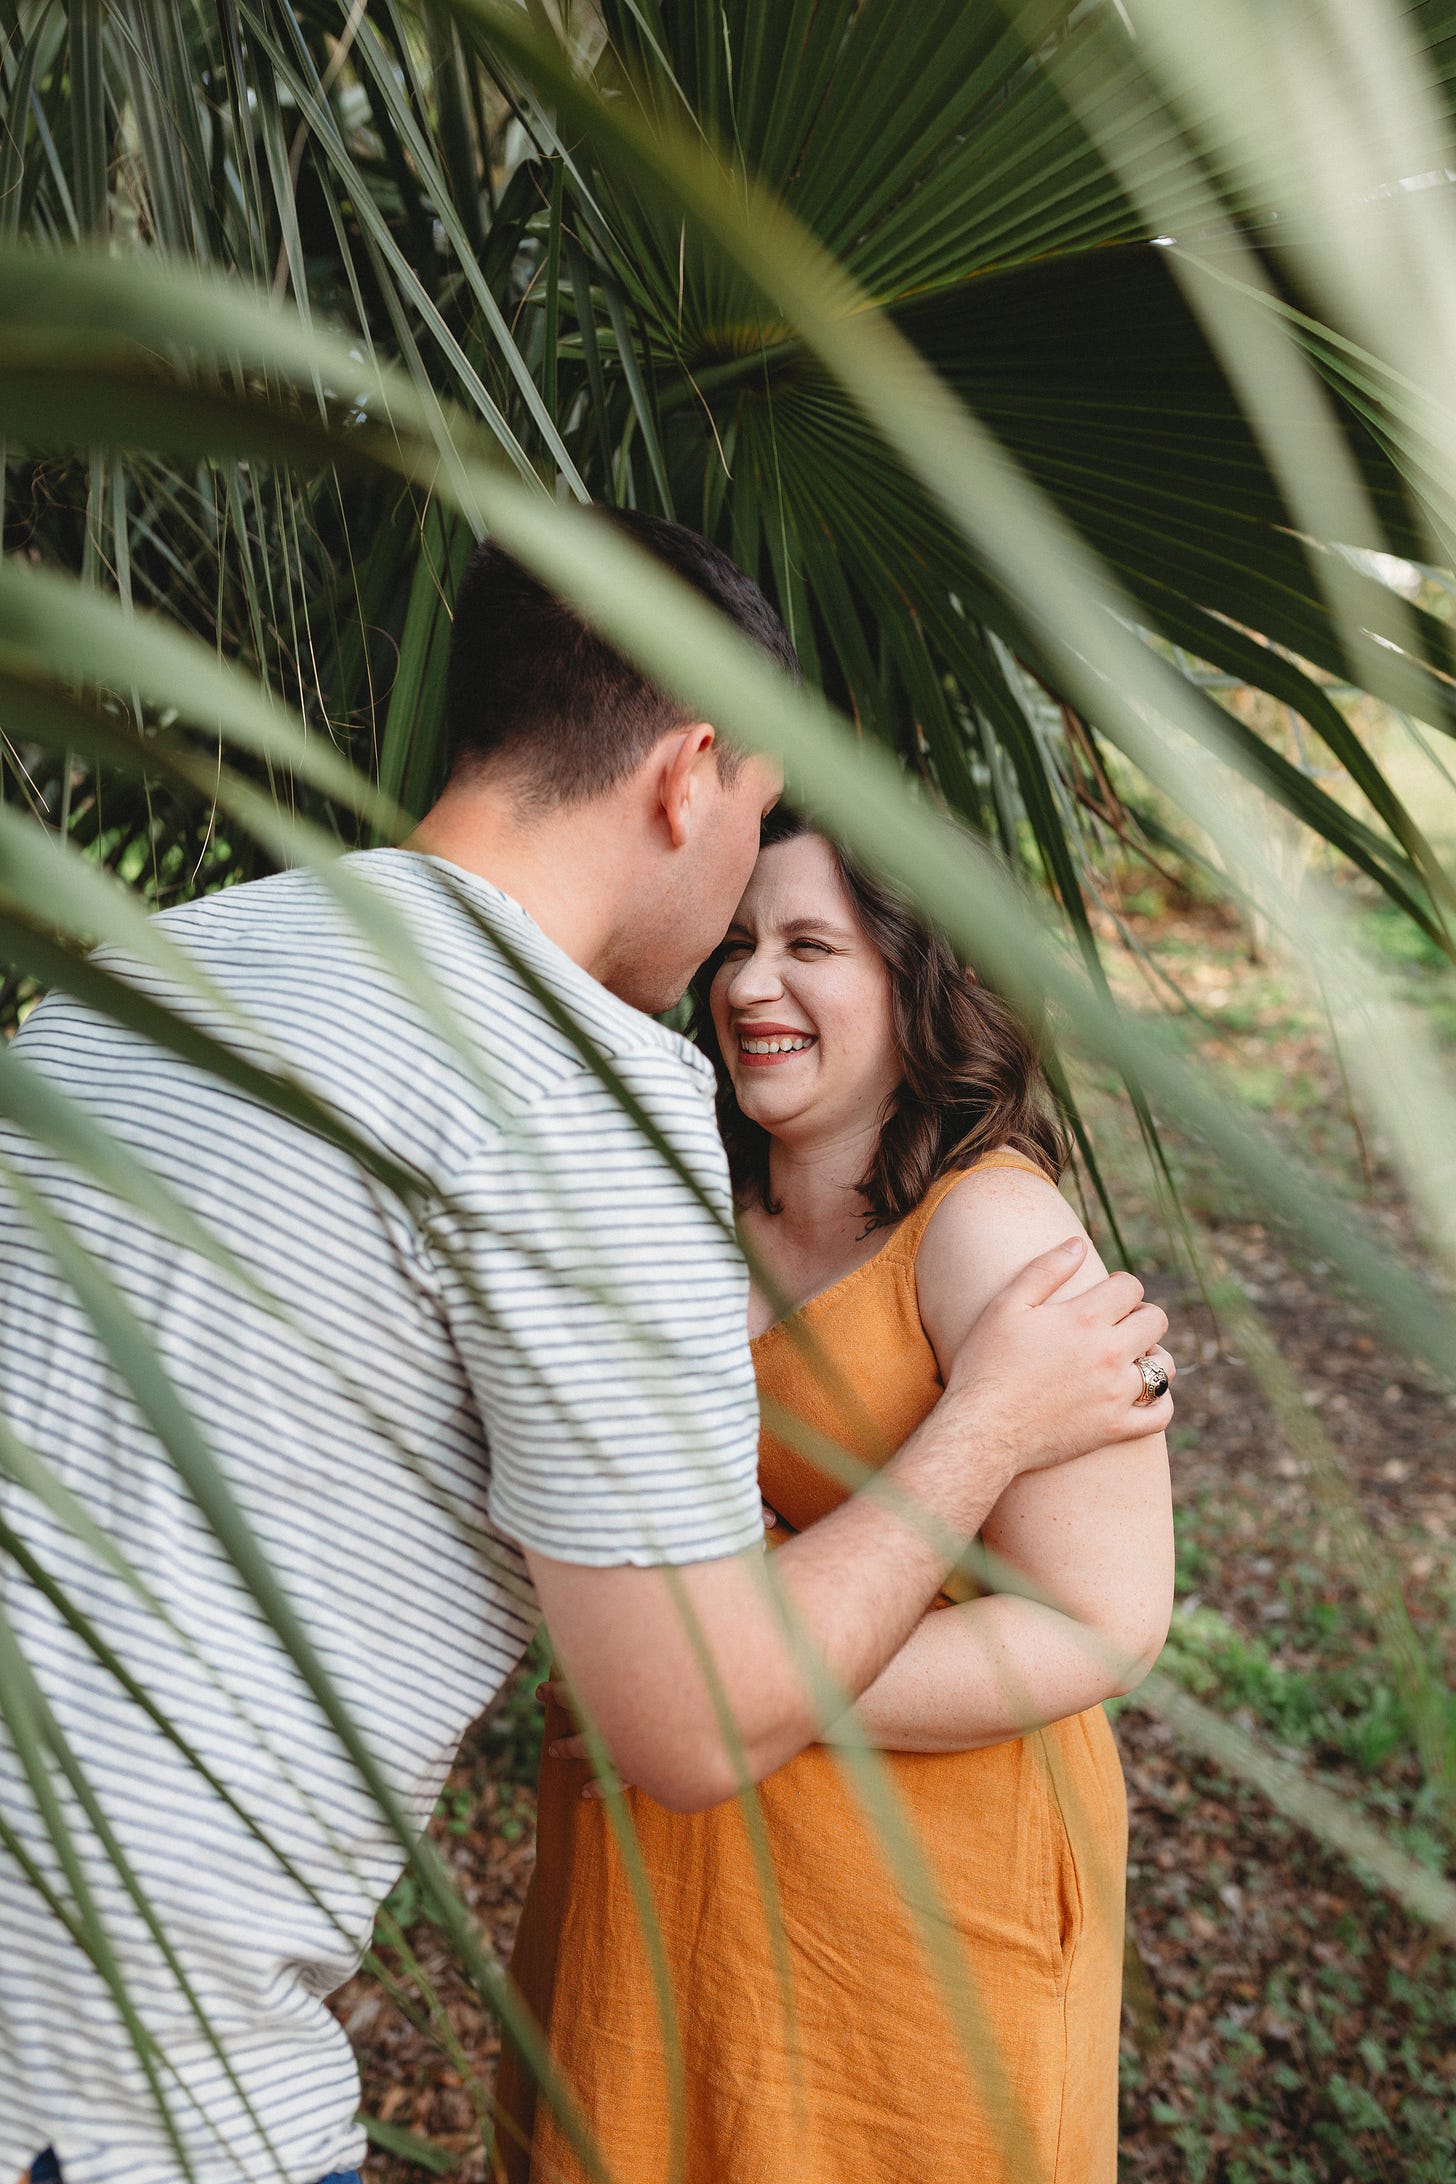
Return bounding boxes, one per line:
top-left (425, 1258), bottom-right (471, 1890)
top-left (690, 809), bottom-right (1069, 1230)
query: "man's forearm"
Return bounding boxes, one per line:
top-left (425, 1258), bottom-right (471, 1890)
top-left (528, 1385), bottom-right (1014, 1811)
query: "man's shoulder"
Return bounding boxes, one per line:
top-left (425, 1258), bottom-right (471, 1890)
top-left (149, 862), bottom-right (320, 934)
top-left (339, 852), bottom-right (714, 1103)
top-left (121, 852), bottom-right (714, 1128)
top-left (485, 988), bottom-right (716, 1148)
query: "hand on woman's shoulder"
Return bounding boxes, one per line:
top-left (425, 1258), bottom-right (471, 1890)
top-left (914, 1157), bottom-right (1106, 1381)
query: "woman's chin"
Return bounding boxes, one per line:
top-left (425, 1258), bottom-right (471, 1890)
top-left (732, 1083), bottom-right (804, 1135)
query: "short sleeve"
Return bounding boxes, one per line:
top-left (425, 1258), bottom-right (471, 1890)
top-left (423, 1049), bottom-right (764, 1567)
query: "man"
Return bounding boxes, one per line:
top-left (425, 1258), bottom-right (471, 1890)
top-left (0, 509), bottom-right (1172, 2184)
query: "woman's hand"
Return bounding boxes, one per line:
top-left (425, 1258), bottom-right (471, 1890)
top-left (761, 1498), bottom-right (793, 1542)
top-left (538, 1678), bottom-right (622, 1799)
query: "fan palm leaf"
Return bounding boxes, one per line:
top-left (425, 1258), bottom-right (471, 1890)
top-left (4, 0), bottom-right (1453, 954)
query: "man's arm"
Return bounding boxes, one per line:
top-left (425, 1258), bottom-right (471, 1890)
top-left (528, 1233), bottom-right (1172, 1810)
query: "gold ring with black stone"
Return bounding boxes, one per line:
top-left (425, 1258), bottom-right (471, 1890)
top-left (1134, 1353), bottom-right (1170, 1405)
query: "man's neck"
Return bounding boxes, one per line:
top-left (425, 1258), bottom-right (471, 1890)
top-left (403, 781), bottom-right (631, 985)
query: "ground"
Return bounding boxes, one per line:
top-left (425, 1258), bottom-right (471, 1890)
top-left (333, 874), bottom-right (1456, 2183)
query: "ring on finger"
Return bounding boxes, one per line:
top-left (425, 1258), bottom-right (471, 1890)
top-left (1134, 1352), bottom-right (1171, 1406)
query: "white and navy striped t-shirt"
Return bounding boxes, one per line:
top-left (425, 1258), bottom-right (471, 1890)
top-left (0, 848), bottom-right (762, 2184)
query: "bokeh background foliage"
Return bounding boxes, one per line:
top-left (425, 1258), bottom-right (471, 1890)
top-left (4, 1), bottom-right (1456, 2178)
top-left (7, 0), bottom-right (1456, 961)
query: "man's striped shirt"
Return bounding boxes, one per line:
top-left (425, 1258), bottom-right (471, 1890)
top-left (0, 849), bottom-right (762, 2184)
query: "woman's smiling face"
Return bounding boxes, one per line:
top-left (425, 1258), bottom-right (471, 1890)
top-left (710, 833), bottom-right (902, 1146)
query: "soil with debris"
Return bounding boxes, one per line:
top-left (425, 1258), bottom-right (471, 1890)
top-left (1113, 1223), bottom-right (1456, 2182)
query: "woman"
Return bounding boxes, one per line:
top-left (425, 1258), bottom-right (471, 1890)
top-left (494, 811), bottom-right (1174, 2184)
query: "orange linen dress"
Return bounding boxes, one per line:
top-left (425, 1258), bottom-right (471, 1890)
top-left (493, 1153), bottom-right (1128, 2184)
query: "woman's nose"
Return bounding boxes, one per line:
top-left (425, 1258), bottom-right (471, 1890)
top-left (726, 949), bottom-right (783, 1006)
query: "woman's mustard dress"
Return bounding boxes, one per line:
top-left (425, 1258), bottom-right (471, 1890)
top-left (493, 1152), bottom-right (1128, 2184)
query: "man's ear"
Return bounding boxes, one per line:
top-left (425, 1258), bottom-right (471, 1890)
top-left (657, 723), bottom-right (718, 848)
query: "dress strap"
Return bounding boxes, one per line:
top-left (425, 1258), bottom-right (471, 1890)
top-left (887, 1148), bottom-right (1053, 1264)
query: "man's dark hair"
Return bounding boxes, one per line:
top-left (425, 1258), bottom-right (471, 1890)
top-left (443, 507), bottom-right (799, 804)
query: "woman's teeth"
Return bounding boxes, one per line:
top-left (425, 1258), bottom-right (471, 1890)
top-left (740, 1035), bottom-right (814, 1054)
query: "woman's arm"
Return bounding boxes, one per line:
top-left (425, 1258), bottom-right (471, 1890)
top-left (830, 1165), bottom-right (1174, 1755)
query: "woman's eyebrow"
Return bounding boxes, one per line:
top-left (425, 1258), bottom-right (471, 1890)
top-left (778, 915), bottom-right (857, 941)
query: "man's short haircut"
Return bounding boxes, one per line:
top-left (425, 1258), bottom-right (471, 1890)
top-left (443, 506), bottom-right (800, 806)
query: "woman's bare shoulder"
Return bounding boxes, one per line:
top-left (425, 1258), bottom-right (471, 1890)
top-left (915, 1161), bottom-right (1103, 1366)
top-left (922, 1160), bottom-right (1087, 1268)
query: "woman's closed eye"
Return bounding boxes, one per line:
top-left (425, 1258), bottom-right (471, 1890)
top-left (718, 937), bottom-right (833, 964)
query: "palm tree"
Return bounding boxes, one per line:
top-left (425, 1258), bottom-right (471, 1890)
top-left (6, 0), bottom-right (1453, 964)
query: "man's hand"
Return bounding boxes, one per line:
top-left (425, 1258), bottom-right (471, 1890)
top-left (867, 1235), bottom-right (1172, 1567)
top-left (944, 1237), bottom-right (1173, 1479)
